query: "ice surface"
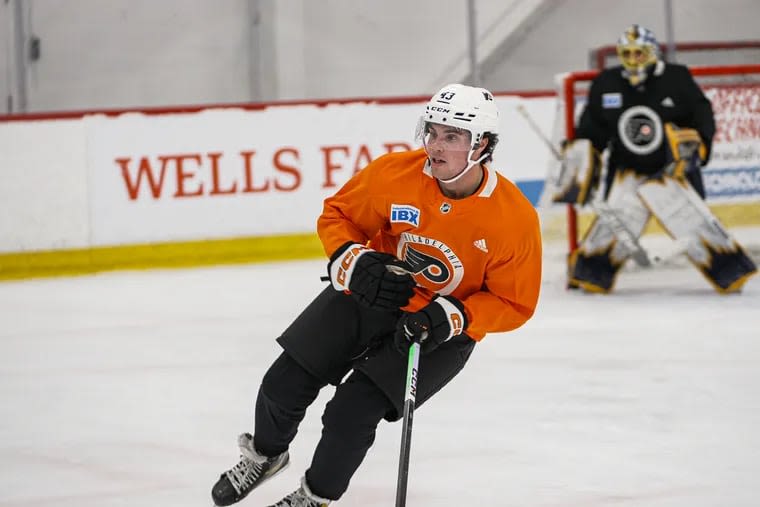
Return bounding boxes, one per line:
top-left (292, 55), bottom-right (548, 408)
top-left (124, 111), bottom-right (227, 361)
top-left (1, 240), bottom-right (758, 506)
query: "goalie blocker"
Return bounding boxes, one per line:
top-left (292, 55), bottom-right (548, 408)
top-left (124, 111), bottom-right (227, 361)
top-left (568, 125), bottom-right (757, 293)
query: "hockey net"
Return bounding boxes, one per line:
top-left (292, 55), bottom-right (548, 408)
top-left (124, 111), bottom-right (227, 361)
top-left (544, 63), bottom-right (760, 271)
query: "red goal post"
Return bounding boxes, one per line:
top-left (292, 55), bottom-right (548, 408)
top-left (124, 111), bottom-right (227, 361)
top-left (560, 63), bottom-right (760, 254)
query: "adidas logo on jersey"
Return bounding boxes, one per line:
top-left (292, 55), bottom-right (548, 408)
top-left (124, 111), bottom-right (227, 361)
top-left (661, 97), bottom-right (675, 107)
top-left (473, 238), bottom-right (488, 253)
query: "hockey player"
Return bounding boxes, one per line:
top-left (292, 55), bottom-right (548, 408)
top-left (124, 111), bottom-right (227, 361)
top-left (557, 24), bottom-right (756, 293)
top-left (210, 84), bottom-right (542, 506)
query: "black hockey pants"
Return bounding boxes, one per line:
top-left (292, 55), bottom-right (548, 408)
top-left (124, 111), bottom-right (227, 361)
top-left (254, 354), bottom-right (392, 500)
top-left (252, 286), bottom-right (475, 500)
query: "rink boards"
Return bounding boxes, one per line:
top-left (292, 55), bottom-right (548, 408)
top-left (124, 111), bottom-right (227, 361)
top-left (1, 95), bottom-right (758, 280)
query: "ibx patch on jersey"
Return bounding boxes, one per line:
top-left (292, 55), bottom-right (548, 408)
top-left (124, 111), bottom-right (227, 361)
top-left (602, 92), bottom-right (622, 109)
top-left (390, 204), bottom-right (421, 227)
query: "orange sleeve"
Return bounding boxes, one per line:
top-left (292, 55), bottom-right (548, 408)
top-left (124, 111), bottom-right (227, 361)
top-left (317, 160), bottom-right (387, 258)
top-left (462, 208), bottom-right (542, 340)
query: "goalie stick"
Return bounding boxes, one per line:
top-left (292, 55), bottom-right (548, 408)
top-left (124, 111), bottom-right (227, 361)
top-left (515, 104), bottom-right (677, 268)
top-left (590, 201), bottom-right (652, 267)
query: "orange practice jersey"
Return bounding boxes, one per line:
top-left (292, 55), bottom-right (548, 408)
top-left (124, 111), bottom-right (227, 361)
top-left (318, 149), bottom-right (542, 340)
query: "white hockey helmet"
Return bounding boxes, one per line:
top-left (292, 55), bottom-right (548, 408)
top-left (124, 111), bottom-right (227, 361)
top-left (416, 84), bottom-right (500, 183)
top-left (417, 83), bottom-right (500, 146)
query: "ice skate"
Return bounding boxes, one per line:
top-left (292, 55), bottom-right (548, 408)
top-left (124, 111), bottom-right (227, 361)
top-left (211, 433), bottom-right (289, 506)
top-left (267, 476), bottom-right (331, 506)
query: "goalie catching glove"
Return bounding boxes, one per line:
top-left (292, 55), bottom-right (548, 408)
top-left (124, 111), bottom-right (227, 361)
top-left (394, 295), bottom-right (468, 354)
top-left (552, 138), bottom-right (601, 205)
top-left (328, 241), bottom-right (416, 311)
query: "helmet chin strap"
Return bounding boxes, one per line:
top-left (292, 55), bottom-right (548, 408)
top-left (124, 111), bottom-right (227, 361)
top-left (431, 148), bottom-right (488, 184)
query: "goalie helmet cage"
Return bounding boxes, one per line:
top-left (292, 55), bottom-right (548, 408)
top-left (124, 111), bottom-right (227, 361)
top-left (559, 63), bottom-right (760, 264)
top-left (590, 40), bottom-right (760, 70)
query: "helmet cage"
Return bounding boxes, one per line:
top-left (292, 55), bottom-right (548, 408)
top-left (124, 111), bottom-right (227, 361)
top-left (616, 24), bottom-right (660, 86)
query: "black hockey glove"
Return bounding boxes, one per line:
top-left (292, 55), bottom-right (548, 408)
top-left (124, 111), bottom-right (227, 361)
top-left (328, 242), bottom-right (415, 311)
top-left (394, 295), bottom-right (468, 354)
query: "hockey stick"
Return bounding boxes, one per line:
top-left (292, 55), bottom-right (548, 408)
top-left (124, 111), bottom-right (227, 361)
top-left (395, 332), bottom-right (424, 507)
top-left (515, 104), bottom-right (563, 161)
top-left (515, 104), bottom-right (656, 267)
top-left (590, 201), bottom-right (652, 267)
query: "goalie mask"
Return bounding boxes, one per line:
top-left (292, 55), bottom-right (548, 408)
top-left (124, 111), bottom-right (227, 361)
top-left (415, 83), bottom-right (500, 183)
top-left (616, 24), bottom-right (660, 87)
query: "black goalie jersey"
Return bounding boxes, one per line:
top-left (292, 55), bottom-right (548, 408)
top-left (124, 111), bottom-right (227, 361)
top-left (576, 60), bottom-right (716, 174)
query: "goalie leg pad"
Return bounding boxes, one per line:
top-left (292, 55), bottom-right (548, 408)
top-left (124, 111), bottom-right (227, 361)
top-left (569, 171), bottom-right (651, 292)
top-left (569, 244), bottom-right (620, 293)
top-left (637, 175), bottom-right (758, 293)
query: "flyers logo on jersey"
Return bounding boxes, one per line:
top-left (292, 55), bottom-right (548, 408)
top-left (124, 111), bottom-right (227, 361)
top-left (390, 204), bottom-right (420, 227)
top-left (404, 246), bottom-right (450, 283)
top-left (396, 232), bottom-right (464, 296)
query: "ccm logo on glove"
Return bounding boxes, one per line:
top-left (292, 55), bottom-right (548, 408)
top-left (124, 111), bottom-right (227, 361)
top-left (334, 244), bottom-right (368, 288)
top-left (328, 242), bottom-right (416, 311)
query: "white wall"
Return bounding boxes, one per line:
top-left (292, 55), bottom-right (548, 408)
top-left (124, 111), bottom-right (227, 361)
top-left (0, 0), bottom-right (759, 112)
top-left (1, 2), bottom-right (15, 110)
top-left (483, 0), bottom-right (760, 91)
top-left (5, 0), bottom-right (255, 111)
top-left (295, 0), bottom-right (546, 99)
